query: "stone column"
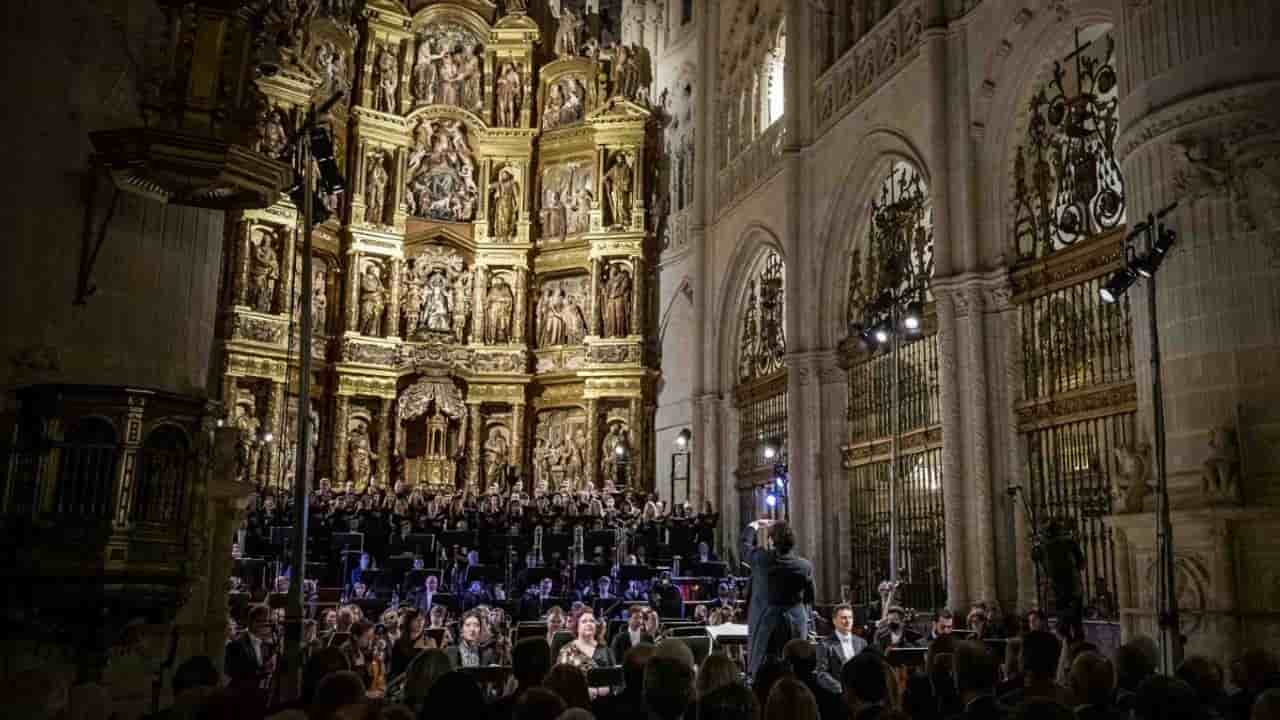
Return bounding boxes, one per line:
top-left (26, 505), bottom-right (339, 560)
top-left (961, 285), bottom-right (997, 603)
top-left (935, 289), bottom-right (969, 611)
top-left (513, 268), bottom-right (527, 344)
top-left (467, 402), bottom-right (482, 491)
top-left (333, 395), bottom-right (350, 488)
top-left (386, 258), bottom-right (402, 339)
top-left (586, 398), bottom-right (600, 489)
top-left (1115, 0), bottom-right (1280, 661)
top-left (279, 227), bottom-right (296, 317)
top-left (628, 397), bottom-right (642, 491)
top-left (473, 266), bottom-right (488, 344)
top-left (819, 353), bottom-right (850, 598)
top-left (233, 220), bottom-right (252, 306)
top-left (512, 402), bottom-right (526, 483)
top-left (346, 251), bottom-right (362, 333)
top-left (589, 258), bottom-right (603, 335)
top-left (111, 393), bottom-right (148, 529)
top-left (377, 398), bottom-right (392, 488)
top-left (264, 381), bottom-right (285, 489)
top-left (630, 256), bottom-right (645, 337)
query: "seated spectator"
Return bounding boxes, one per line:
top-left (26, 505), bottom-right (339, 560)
top-left (753, 659), bottom-right (794, 711)
top-left (698, 654), bottom-right (741, 699)
top-left (312, 670), bottom-right (367, 720)
top-left (701, 682), bottom-right (761, 720)
top-left (766, 677), bottom-right (820, 720)
top-left (952, 640), bottom-right (1005, 720)
top-left (1133, 675), bottom-right (1202, 720)
top-left (1069, 651), bottom-right (1123, 720)
top-left (400, 649), bottom-right (451, 714)
top-left (901, 634), bottom-right (959, 720)
top-left (843, 651), bottom-right (890, 720)
top-left (1177, 656), bottom-right (1227, 720)
top-left (544, 664), bottom-right (591, 710)
top-left (1114, 638), bottom-right (1158, 713)
top-left (1254, 689), bottom-right (1280, 720)
top-left (1228, 650), bottom-right (1280, 720)
top-left (422, 671), bottom-right (485, 718)
top-left (1011, 698), bottom-right (1073, 720)
top-left (513, 687), bottom-right (567, 720)
top-left (998, 630), bottom-right (1070, 707)
top-left (492, 638), bottom-right (554, 720)
top-left (998, 638), bottom-right (1024, 698)
top-left (784, 639), bottom-right (847, 720)
top-left (645, 655), bottom-right (697, 720)
top-left (593, 644), bottom-right (655, 720)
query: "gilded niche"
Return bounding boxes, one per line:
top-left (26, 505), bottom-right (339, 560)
top-left (542, 75), bottom-right (590, 130)
top-left (539, 159), bottom-right (594, 242)
top-left (407, 118), bottom-right (478, 222)
top-left (401, 245), bottom-right (472, 343)
top-left (533, 407), bottom-right (589, 493)
top-left (536, 275), bottom-right (591, 347)
top-left (412, 23), bottom-right (485, 115)
top-left (495, 62), bottom-right (523, 127)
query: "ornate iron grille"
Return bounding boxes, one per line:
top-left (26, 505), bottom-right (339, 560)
top-left (1022, 274), bottom-right (1134, 399)
top-left (739, 251), bottom-right (787, 383)
top-left (1012, 28), bottom-right (1124, 261)
top-left (736, 382), bottom-right (788, 477)
top-left (848, 162), bottom-right (934, 327)
top-left (1024, 413), bottom-right (1131, 618)
top-left (848, 333), bottom-right (940, 444)
top-left (849, 448), bottom-right (945, 609)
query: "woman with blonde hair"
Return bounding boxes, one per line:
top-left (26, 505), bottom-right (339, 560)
top-left (697, 654), bottom-right (740, 698)
top-left (765, 677), bottom-right (819, 720)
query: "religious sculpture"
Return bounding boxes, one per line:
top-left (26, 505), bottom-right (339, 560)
top-left (535, 409), bottom-right (588, 491)
top-left (496, 63), bottom-right (522, 127)
top-left (453, 270), bottom-right (473, 343)
top-left (249, 233), bottom-right (279, 313)
top-left (254, 105), bottom-right (290, 160)
top-left (552, 4), bottom-right (581, 58)
top-left (365, 150), bottom-right (389, 224)
top-left (313, 268), bottom-right (328, 334)
top-left (1201, 427), bottom-right (1242, 504)
top-left (484, 275), bottom-right (515, 344)
top-left (233, 399), bottom-right (262, 484)
top-left (505, 0), bottom-right (528, 13)
top-left (312, 40), bottom-right (350, 99)
top-left (537, 278), bottom-right (589, 347)
top-left (600, 421), bottom-right (630, 487)
top-left (407, 118), bottom-right (477, 222)
top-left (542, 76), bottom-right (587, 130)
top-left (491, 166), bottom-right (521, 240)
top-left (1111, 443), bottom-right (1151, 514)
top-left (375, 45), bottom-right (398, 113)
top-left (423, 273), bottom-right (452, 332)
top-left (605, 154), bottom-right (633, 228)
top-left (412, 25), bottom-right (485, 114)
top-left (541, 159), bottom-right (593, 241)
top-left (359, 263), bottom-right (387, 336)
top-left (348, 422), bottom-right (374, 491)
top-left (612, 45), bottom-right (642, 101)
top-left (483, 426), bottom-right (510, 488)
top-left (541, 190), bottom-right (566, 241)
top-left (601, 263), bottom-right (632, 337)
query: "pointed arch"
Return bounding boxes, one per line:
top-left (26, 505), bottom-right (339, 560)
top-left (714, 223), bottom-right (784, 390)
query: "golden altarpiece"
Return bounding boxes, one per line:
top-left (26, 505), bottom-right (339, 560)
top-left (217, 0), bottom-right (660, 498)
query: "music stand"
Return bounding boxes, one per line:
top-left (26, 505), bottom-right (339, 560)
top-left (332, 532), bottom-right (364, 591)
top-left (516, 622), bottom-right (548, 642)
top-left (688, 561), bottom-right (728, 579)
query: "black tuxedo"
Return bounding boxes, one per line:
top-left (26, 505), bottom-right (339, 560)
top-left (610, 629), bottom-right (654, 661)
top-left (446, 642), bottom-right (497, 668)
top-left (818, 631), bottom-right (867, 677)
top-left (224, 634), bottom-right (267, 682)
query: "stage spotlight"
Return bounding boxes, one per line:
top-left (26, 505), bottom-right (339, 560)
top-left (1135, 228), bottom-right (1176, 278)
top-left (763, 445), bottom-right (776, 460)
top-left (765, 493), bottom-right (777, 508)
top-left (676, 428), bottom-right (691, 449)
top-left (902, 302), bottom-right (923, 331)
top-left (873, 323), bottom-right (890, 345)
top-left (774, 476), bottom-right (785, 489)
top-left (762, 436), bottom-right (782, 460)
top-left (1099, 268), bottom-right (1137, 304)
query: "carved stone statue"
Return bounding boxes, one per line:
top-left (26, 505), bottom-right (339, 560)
top-left (375, 45), bottom-right (398, 113)
top-left (496, 63), bottom-right (522, 127)
top-left (1111, 443), bottom-right (1152, 514)
top-left (567, 187), bottom-right (592, 235)
top-left (406, 118), bottom-right (477, 222)
top-left (249, 234), bottom-right (279, 313)
top-left (254, 106), bottom-right (290, 159)
top-left (402, 263), bottom-right (426, 335)
top-left (313, 269), bottom-right (328, 334)
top-left (491, 166), bottom-right (520, 239)
top-left (453, 270), bottom-right (473, 343)
top-left (348, 423), bottom-right (374, 491)
top-left (601, 422), bottom-right (629, 485)
top-left (365, 151), bottom-right (389, 224)
top-left (424, 273), bottom-right (452, 332)
top-left (505, 0), bottom-right (528, 13)
top-left (533, 437), bottom-right (551, 493)
top-left (1202, 427), bottom-right (1242, 504)
top-left (553, 5), bottom-right (581, 58)
top-left (543, 83), bottom-right (565, 130)
top-left (412, 25), bottom-right (485, 114)
top-left (359, 263), bottom-right (387, 336)
top-left (484, 275), bottom-right (515, 344)
top-left (233, 403), bottom-right (261, 484)
top-left (570, 427), bottom-right (590, 492)
top-left (483, 427), bottom-right (510, 487)
top-left (613, 44), bottom-right (642, 101)
top-left (541, 190), bottom-right (565, 240)
top-left (605, 154), bottom-right (633, 228)
top-left (602, 264), bottom-right (632, 337)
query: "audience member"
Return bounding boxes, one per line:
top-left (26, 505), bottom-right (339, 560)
top-left (543, 665), bottom-right (591, 710)
top-left (1177, 656), bottom-right (1226, 720)
top-left (753, 659), bottom-right (794, 711)
top-left (843, 651), bottom-right (890, 720)
top-left (952, 640), bottom-right (1004, 720)
top-left (901, 634), bottom-right (958, 720)
top-left (400, 649), bottom-right (452, 713)
top-left (998, 630), bottom-right (1069, 707)
top-left (492, 638), bottom-right (554, 720)
top-left (1133, 675), bottom-right (1202, 720)
top-left (766, 677), bottom-right (820, 720)
top-left (1010, 698), bottom-right (1073, 720)
top-left (1254, 689), bottom-right (1280, 720)
top-left (513, 688), bottom-right (568, 720)
top-left (784, 639), bottom-right (847, 720)
top-left (644, 655), bottom-right (697, 720)
top-left (698, 654), bottom-right (742, 699)
top-left (1228, 650), bottom-right (1280, 720)
top-left (311, 671), bottom-right (367, 720)
top-left (700, 682), bottom-right (761, 720)
top-left (1114, 638), bottom-right (1158, 713)
top-left (593, 644), bottom-right (655, 720)
top-left (1069, 651), bottom-right (1122, 720)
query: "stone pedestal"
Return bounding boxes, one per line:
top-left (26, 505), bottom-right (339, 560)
top-left (1108, 507), bottom-right (1280, 665)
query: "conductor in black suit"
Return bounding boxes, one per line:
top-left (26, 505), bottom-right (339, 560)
top-left (744, 520), bottom-right (816, 678)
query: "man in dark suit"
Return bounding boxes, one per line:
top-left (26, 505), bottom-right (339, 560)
top-left (610, 604), bottom-right (655, 661)
top-left (873, 605), bottom-right (923, 652)
top-left (785, 639), bottom-right (849, 720)
top-left (820, 603), bottom-right (868, 680)
top-left (224, 605), bottom-right (274, 688)
top-left (744, 519), bottom-right (815, 679)
top-left (950, 640), bottom-right (1007, 720)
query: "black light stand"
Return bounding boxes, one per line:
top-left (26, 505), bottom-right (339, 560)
top-left (669, 428), bottom-right (691, 507)
top-left (1099, 202), bottom-right (1181, 673)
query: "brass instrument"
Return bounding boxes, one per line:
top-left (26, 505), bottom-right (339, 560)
top-left (877, 579), bottom-right (904, 625)
top-left (534, 526), bottom-right (544, 567)
top-left (573, 525), bottom-right (585, 566)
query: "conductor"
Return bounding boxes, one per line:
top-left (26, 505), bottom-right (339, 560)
top-left (743, 519), bottom-right (816, 678)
